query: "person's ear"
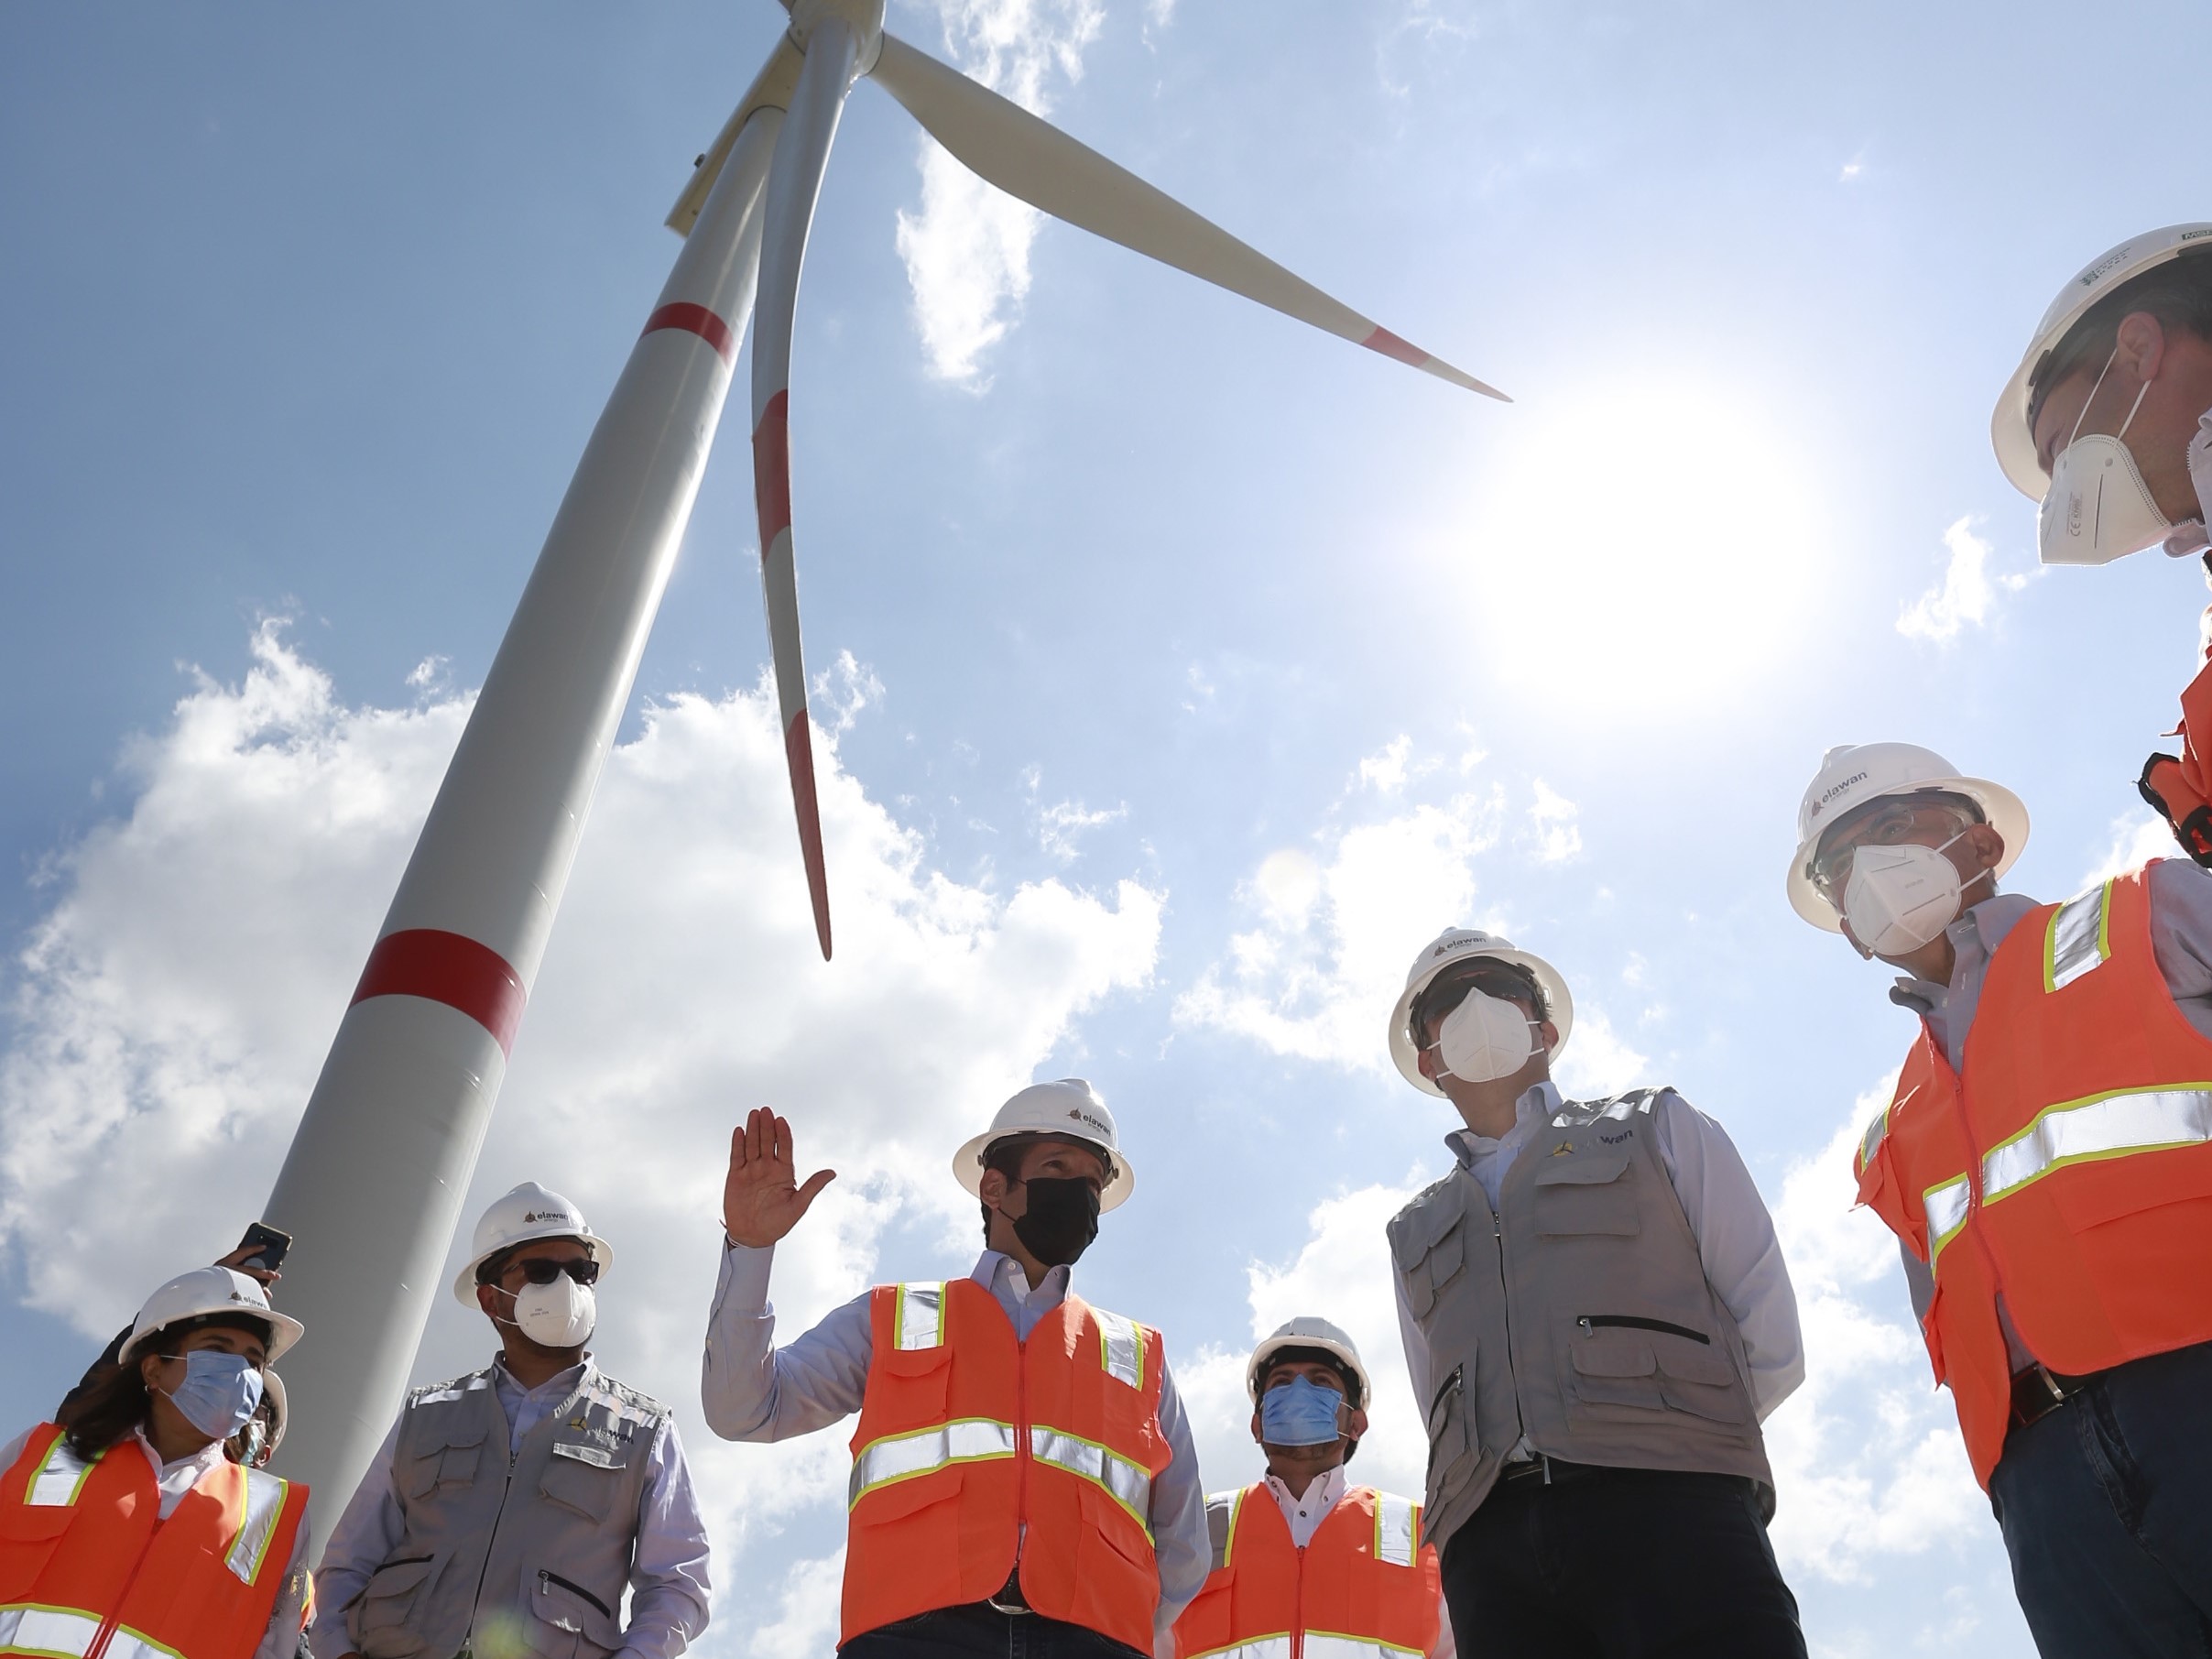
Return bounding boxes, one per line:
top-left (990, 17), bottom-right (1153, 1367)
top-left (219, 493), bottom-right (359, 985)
top-left (138, 1351), bottom-right (167, 1391)
top-left (1536, 1019), bottom-right (1561, 1053)
top-left (474, 1282), bottom-right (505, 1320)
top-left (1837, 915), bottom-right (1874, 961)
top-left (2115, 311), bottom-right (2169, 387)
top-left (1248, 1407), bottom-right (1264, 1447)
top-left (1966, 823), bottom-right (2005, 875)
top-left (979, 1168), bottom-right (1019, 1218)
top-left (1414, 1043), bottom-right (1440, 1082)
top-left (1345, 1404), bottom-right (1370, 1444)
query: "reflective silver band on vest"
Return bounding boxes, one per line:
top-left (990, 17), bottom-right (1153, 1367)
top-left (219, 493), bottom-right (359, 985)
top-left (1184, 1639), bottom-right (1292, 1659)
top-left (25, 1434), bottom-right (97, 1507)
top-left (227, 1470), bottom-right (292, 1584)
top-left (1981, 1087), bottom-right (2212, 1204)
top-left (1094, 1308), bottom-right (1145, 1390)
top-left (0, 1605), bottom-right (103, 1658)
top-left (1858, 1108), bottom-right (1889, 1173)
top-left (848, 1416), bottom-right (1017, 1508)
top-left (1030, 1425), bottom-right (1154, 1531)
top-left (895, 1282), bottom-right (946, 1351)
top-left (2045, 882), bottom-right (2112, 992)
top-left (1373, 1491), bottom-right (1419, 1567)
top-left (1304, 1635), bottom-right (1424, 1659)
top-left (1923, 1174), bottom-right (1973, 1262)
top-left (99, 1631), bottom-right (185, 1659)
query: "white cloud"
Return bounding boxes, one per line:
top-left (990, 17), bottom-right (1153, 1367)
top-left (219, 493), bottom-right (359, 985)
top-left (746, 1548), bottom-right (846, 1659)
top-left (1173, 779), bottom-right (1503, 1071)
top-left (813, 648), bottom-right (886, 735)
top-left (894, 0), bottom-right (1106, 384)
top-left (0, 623), bottom-right (1160, 1650)
top-left (1036, 798), bottom-right (1128, 861)
top-left (1897, 517), bottom-right (2032, 644)
top-left (1762, 1079), bottom-right (1986, 1583)
top-left (2082, 809), bottom-right (2177, 887)
top-left (1523, 778), bottom-right (1581, 863)
top-left (1549, 1004), bottom-right (1648, 1100)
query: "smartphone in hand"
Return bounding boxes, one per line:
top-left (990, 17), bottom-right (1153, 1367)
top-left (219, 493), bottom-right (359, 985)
top-left (234, 1221), bottom-right (292, 1274)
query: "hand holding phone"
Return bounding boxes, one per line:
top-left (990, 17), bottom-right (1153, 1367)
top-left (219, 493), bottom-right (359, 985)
top-left (227, 1221), bottom-right (292, 1279)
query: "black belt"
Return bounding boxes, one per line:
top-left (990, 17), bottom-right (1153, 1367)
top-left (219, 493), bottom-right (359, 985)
top-left (1496, 1455), bottom-right (1607, 1487)
top-left (2010, 1362), bottom-right (2098, 1428)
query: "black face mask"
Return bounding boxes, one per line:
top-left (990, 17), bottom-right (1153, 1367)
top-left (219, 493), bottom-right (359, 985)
top-left (1009, 1177), bottom-right (1101, 1268)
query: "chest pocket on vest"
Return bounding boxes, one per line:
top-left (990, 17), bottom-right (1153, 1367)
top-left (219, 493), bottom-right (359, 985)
top-left (1532, 1151), bottom-right (1640, 1236)
top-left (1567, 1333), bottom-right (1748, 1424)
top-left (1391, 1181), bottom-right (1470, 1320)
top-left (0, 1501), bottom-right (76, 1591)
top-left (405, 1418), bottom-right (486, 1499)
top-left (542, 1437), bottom-right (637, 1522)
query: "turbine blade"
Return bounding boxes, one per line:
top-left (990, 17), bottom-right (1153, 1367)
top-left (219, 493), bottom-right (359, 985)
top-left (867, 31), bottom-right (1505, 400)
top-left (752, 19), bottom-right (860, 960)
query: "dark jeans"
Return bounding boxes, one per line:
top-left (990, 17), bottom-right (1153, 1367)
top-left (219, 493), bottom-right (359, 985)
top-left (838, 1603), bottom-right (1147, 1659)
top-left (1439, 1467), bottom-right (1806, 1658)
top-left (1989, 1340), bottom-right (2212, 1658)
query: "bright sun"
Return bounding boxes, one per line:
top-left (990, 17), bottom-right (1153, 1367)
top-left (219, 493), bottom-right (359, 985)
top-left (1440, 376), bottom-right (1831, 715)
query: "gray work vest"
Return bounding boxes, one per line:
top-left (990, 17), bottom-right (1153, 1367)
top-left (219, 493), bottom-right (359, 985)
top-left (345, 1361), bottom-right (669, 1659)
top-left (1388, 1088), bottom-right (1774, 1553)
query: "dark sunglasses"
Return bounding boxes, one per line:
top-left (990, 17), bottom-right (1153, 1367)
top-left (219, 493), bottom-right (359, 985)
top-left (509, 1257), bottom-right (600, 1287)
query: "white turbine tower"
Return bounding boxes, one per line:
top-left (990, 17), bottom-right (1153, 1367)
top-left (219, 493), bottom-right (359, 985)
top-left (263, 0), bottom-right (1502, 1536)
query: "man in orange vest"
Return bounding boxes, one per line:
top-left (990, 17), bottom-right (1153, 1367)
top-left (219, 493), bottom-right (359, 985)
top-left (1172, 1318), bottom-right (1451, 1659)
top-left (704, 1079), bottom-right (1208, 1657)
top-left (1988, 226), bottom-right (2212, 861)
top-left (1791, 741), bottom-right (2212, 1656)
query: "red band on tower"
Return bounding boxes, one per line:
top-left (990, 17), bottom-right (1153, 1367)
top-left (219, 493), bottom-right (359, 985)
top-left (643, 301), bottom-right (736, 366)
top-left (351, 929), bottom-right (528, 1056)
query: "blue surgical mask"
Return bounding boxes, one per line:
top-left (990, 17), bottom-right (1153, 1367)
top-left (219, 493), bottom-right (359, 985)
top-left (1259, 1375), bottom-right (1346, 1447)
top-left (158, 1350), bottom-right (265, 1441)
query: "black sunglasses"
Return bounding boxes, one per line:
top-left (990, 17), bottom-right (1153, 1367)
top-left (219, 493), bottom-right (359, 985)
top-left (509, 1257), bottom-right (600, 1287)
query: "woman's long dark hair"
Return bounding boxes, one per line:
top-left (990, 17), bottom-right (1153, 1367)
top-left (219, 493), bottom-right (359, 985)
top-left (56, 1313), bottom-right (271, 1461)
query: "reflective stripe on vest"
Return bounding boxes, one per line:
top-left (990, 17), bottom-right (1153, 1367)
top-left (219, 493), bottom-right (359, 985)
top-left (847, 1416), bottom-right (1018, 1508)
top-left (0, 1604), bottom-right (103, 1658)
top-left (1924, 1174), bottom-right (1973, 1263)
top-left (895, 1282), bottom-right (946, 1351)
top-left (1981, 1086), bottom-right (2212, 1204)
top-left (1184, 1640), bottom-right (1293, 1659)
top-left (1304, 1636), bottom-right (1426, 1659)
top-left (227, 1471), bottom-right (294, 1586)
top-left (1030, 1426), bottom-right (1154, 1531)
top-left (2045, 881), bottom-right (2112, 992)
top-left (22, 1434), bottom-right (97, 1508)
top-left (1373, 1492), bottom-right (1418, 1569)
top-left (1858, 1107), bottom-right (1889, 1175)
top-left (1094, 1309), bottom-right (1145, 1390)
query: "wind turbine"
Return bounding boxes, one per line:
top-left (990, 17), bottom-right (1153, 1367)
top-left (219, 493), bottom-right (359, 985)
top-left (261, 0), bottom-right (1501, 1540)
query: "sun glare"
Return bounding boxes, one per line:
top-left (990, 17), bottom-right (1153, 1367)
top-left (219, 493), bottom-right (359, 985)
top-left (1441, 378), bottom-right (1830, 716)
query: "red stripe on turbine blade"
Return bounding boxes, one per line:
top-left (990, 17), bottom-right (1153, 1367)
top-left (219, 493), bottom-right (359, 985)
top-left (350, 928), bottom-right (528, 1056)
top-left (1360, 325), bottom-right (1431, 369)
top-left (642, 301), bottom-right (736, 366)
top-left (753, 390), bottom-right (792, 552)
top-left (784, 710), bottom-right (833, 960)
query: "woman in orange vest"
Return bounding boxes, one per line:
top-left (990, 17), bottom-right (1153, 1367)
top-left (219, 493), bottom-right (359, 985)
top-left (1790, 742), bottom-right (2212, 1658)
top-left (1173, 1318), bottom-right (1450, 1659)
top-left (0, 1265), bottom-right (313, 1659)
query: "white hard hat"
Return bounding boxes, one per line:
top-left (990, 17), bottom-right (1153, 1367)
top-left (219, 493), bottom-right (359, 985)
top-left (256, 1370), bottom-right (289, 1457)
top-left (1992, 223), bottom-right (2212, 498)
top-left (123, 1266), bottom-right (302, 1365)
top-left (1389, 929), bottom-right (1574, 1097)
top-left (952, 1079), bottom-right (1134, 1212)
top-left (1786, 743), bottom-right (2030, 931)
top-left (1247, 1316), bottom-right (1371, 1407)
top-left (452, 1181), bottom-right (613, 1304)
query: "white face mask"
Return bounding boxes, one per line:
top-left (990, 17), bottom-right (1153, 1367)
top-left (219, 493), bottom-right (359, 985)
top-left (1841, 831), bottom-right (1968, 957)
top-left (507, 1275), bottom-right (597, 1348)
top-left (2175, 410), bottom-right (2212, 557)
top-left (1433, 988), bottom-right (1544, 1084)
top-left (2040, 351), bottom-right (2171, 566)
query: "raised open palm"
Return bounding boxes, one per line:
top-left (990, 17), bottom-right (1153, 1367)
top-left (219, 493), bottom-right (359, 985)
top-left (722, 1107), bottom-right (835, 1248)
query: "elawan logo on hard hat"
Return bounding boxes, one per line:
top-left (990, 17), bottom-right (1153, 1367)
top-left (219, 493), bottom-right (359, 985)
top-left (1807, 770), bottom-right (1870, 824)
top-left (1066, 1107), bottom-right (1110, 1137)
top-left (522, 1208), bottom-right (575, 1226)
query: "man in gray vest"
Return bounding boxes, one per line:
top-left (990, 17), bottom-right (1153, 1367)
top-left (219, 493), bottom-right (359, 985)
top-left (1386, 929), bottom-right (1806, 1657)
top-left (313, 1181), bottom-right (710, 1659)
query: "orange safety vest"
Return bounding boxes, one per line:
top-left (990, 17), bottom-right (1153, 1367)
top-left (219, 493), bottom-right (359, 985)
top-left (842, 1278), bottom-right (1171, 1652)
top-left (2136, 610), bottom-right (2212, 868)
top-left (1855, 865), bottom-right (2212, 1486)
top-left (1171, 1481), bottom-right (1440, 1659)
top-left (0, 1424), bottom-right (309, 1659)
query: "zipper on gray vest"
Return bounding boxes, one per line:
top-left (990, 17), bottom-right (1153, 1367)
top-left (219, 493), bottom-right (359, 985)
top-left (1576, 1315), bottom-right (1710, 1345)
top-left (456, 1444), bottom-right (522, 1658)
top-left (1491, 1205), bottom-right (1526, 1450)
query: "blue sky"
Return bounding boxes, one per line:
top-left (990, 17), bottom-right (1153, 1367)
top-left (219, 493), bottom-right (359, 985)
top-left (2, 2), bottom-right (2205, 1653)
